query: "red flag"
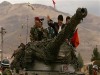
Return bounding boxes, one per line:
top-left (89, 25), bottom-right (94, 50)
top-left (71, 29), bottom-right (79, 48)
top-left (52, 0), bottom-right (56, 8)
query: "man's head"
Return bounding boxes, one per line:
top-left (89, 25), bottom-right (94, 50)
top-left (58, 15), bottom-right (63, 26)
top-left (66, 16), bottom-right (70, 24)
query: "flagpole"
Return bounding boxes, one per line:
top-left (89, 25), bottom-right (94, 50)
top-left (0, 27), bottom-right (6, 61)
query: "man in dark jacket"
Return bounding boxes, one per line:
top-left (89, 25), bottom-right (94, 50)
top-left (47, 15), bottom-right (65, 36)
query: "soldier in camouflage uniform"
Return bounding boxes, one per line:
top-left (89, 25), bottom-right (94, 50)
top-left (3, 68), bottom-right (12, 75)
top-left (30, 17), bottom-right (47, 42)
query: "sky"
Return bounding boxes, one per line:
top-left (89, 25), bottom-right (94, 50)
top-left (0, 0), bottom-right (100, 16)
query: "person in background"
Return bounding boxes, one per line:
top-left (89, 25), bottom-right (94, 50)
top-left (2, 67), bottom-right (12, 75)
top-left (66, 16), bottom-right (70, 25)
top-left (65, 16), bottom-right (71, 45)
top-left (93, 65), bottom-right (98, 75)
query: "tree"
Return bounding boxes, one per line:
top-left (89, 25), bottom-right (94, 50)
top-left (77, 53), bottom-right (84, 69)
top-left (91, 45), bottom-right (100, 61)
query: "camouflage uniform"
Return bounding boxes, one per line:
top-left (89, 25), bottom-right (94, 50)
top-left (3, 68), bottom-right (12, 75)
top-left (30, 26), bottom-right (48, 42)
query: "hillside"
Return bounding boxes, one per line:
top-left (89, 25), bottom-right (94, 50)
top-left (0, 1), bottom-right (100, 63)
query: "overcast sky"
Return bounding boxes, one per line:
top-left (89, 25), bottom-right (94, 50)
top-left (0, 0), bottom-right (100, 16)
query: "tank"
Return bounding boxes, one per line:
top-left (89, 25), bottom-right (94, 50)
top-left (11, 8), bottom-right (87, 71)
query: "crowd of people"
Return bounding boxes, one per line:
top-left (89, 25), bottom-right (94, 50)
top-left (30, 15), bottom-right (74, 46)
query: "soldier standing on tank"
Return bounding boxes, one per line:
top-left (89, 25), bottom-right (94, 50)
top-left (30, 17), bottom-right (47, 42)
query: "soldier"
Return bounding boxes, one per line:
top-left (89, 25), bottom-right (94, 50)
top-left (30, 17), bottom-right (47, 42)
top-left (47, 15), bottom-right (65, 37)
top-left (2, 67), bottom-right (12, 75)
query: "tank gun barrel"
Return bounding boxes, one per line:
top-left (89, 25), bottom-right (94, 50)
top-left (45, 8), bottom-right (87, 60)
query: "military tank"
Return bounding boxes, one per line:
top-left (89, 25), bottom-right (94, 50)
top-left (11, 8), bottom-right (87, 71)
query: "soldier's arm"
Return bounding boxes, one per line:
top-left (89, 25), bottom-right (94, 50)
top-left (30, 27), bottom-right (34, 35)
top-left (30, 27), bottom-right (34, 41)
top-left (30, 27), bottom-right (38, 41)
